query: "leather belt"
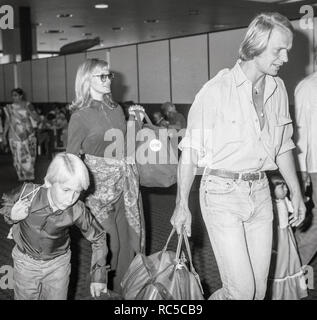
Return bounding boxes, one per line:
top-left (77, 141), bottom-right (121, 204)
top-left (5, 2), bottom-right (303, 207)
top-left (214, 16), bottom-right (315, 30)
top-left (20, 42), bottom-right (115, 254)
top-left (205, 169), bottom-right (266, 181)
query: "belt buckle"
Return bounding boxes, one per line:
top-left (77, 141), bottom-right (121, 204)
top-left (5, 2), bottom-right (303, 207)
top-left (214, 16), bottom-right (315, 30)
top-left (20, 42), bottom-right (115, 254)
top-left (243, 173), bottom-right (257, 181)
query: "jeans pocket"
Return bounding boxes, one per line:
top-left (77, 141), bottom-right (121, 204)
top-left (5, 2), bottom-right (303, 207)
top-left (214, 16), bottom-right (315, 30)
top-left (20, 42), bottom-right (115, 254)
top-left (203, 176), bottom-right (237, 195)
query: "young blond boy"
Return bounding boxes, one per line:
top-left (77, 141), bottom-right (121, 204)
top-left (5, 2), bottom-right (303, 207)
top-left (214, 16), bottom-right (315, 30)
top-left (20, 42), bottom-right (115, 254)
top-left (1, 152), bottom-right (108, 300)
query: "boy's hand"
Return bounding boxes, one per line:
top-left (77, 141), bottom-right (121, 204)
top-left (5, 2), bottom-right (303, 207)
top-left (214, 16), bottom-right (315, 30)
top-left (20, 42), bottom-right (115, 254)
top-left (90, 282), bottom-right (107, 298)
top-left (11, 199), bottom-right (31, 222)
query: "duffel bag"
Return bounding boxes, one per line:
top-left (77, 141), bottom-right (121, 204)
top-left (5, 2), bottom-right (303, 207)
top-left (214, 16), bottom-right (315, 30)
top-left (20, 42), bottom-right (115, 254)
top-left (121, 227), bottom-right (204, 300)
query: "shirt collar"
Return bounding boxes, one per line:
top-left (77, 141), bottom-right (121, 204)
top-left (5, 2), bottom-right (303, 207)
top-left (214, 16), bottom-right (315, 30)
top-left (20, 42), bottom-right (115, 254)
top-left (30, 187), bottom-right (63, 215)
top-left (232, 60), bottom-right (249, 87)
top-left (47, 188), bottom-right (60, 213)
top-left (232, 60), bottom-right (278, 102)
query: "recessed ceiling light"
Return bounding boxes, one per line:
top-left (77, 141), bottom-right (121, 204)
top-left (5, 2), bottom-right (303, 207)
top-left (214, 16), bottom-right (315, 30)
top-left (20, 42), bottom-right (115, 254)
top-left (144, 19), bottom-right (159, 24)
top-left (95, 4), bottom-right (109, 9)
top-left (112, 27), bottom-right (123, 31)
top-left (56, 13), bottom-right (73, 18)
top-left (71, 25), bottom-right (85, 28)
top-left (279, 0), bottom-right (305, 3)
top-left (188, 10), bottom-right (200, 16)
top-left (43, 30), bottom-right (64, 34)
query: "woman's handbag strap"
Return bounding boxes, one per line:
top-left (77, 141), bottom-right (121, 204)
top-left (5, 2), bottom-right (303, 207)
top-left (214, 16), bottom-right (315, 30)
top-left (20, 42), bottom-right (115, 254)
top-left (134, 108), bottom-right (157, 131)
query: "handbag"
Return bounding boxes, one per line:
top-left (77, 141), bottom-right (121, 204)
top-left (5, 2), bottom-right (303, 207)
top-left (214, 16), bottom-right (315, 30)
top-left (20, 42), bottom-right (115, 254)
top-left (132, 108), bottom-right (178, 188)
top-left (121, 227), bottom-right (204, 300)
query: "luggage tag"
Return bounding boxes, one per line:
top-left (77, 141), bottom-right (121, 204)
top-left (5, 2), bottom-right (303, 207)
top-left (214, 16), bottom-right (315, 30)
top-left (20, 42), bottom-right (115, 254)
top-left (176, 251), bottom-right (187, 270)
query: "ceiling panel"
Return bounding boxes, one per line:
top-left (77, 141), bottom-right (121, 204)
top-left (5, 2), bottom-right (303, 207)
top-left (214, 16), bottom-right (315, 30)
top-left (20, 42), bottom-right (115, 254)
top-left (0, 0), bottom-right (315, 53)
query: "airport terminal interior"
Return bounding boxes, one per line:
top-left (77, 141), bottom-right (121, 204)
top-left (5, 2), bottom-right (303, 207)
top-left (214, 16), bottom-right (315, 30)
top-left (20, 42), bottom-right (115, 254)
top-left (1, 0), bottom-right (317, 300)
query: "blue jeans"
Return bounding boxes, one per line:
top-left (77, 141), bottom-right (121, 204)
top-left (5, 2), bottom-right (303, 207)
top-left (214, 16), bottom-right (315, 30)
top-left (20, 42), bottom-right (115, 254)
top-left (200, 174), bottom-right (273, 300)
top-left (12, 246), bottom-right (71, 300)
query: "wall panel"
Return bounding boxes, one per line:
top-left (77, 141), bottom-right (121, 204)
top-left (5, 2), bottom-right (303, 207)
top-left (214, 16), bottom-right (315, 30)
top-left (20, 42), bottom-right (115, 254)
top-left (209, 28), bottom-right (246, 78)
top-left (86, 48), bottom-right (110, 61)
top-left (138, 40), bottom-right (170, 103)
top-left (170, 35), bottom-right (208, 103)
top-left (3, 63), bottom-right (15, 101)
top-left (0, 65), bottom-right (5, 102)
top-left (31, 59), bottom-right (48, 102)
top-left (66, 52), bottom-right (86, 103)
top-left (48, 56), bottom-right (66, 102)
top-left (17, 61), bottom-right (32, 101)
top-left (110, 45), bottom-right (138, 102)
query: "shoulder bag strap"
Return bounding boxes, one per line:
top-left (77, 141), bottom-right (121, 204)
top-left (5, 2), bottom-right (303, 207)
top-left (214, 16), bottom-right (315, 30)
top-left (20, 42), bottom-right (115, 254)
top-left (19, 184), bottom-right (41, 203)
top-left (162, 228), bottom-right (176, 253)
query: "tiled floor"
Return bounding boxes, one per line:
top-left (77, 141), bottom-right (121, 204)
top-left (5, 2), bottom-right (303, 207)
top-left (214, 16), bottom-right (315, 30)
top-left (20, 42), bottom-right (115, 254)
top-left (0, 154), bottom-right (316, 300)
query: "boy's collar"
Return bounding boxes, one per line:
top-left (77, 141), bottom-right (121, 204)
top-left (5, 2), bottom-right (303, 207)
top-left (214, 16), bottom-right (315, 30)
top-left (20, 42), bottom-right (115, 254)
top-left (46, 188), bottom-right (61, 213)
top-left (25, 186), bottom-right (63, 215)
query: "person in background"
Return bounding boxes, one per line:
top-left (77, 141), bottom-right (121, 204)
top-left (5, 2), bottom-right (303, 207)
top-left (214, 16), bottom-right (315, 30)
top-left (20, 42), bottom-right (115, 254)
top-left (152, 111), bottom-right (169, 127)
top-left (67, 59), bottom-right (145, 294)
top-left (55, 108), bottom-right (68, 147)
top-left (171, 12), bottom-right (306, 300)
top-left (0, 153), bottom-right (108, 300)
top-left (2, 88), bottom-right (39, 181)
top-left (294, 67), bottom-right (317, 266)
top-left (160, 101), bottom-right (187, 130)
top-left (35, 107), bottom-right (50, 156)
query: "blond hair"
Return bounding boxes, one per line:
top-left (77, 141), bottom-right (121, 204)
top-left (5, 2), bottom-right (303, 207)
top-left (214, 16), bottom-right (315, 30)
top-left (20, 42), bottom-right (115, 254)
top-left (239, 12), bottom-right (293, 61)
top-left (44, 152), bottom-right (89, 190)
top-left (70, 58), bottom-right (109, 112)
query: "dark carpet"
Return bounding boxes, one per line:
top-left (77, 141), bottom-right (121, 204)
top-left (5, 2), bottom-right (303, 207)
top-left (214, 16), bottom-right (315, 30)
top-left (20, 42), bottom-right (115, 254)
top-left (0, 155), bottom-right (316, 300)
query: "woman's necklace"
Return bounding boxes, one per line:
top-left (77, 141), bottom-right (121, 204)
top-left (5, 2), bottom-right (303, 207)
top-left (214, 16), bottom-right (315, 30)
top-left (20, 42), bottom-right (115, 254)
top-left (103, 94), bottom-right (118, 110)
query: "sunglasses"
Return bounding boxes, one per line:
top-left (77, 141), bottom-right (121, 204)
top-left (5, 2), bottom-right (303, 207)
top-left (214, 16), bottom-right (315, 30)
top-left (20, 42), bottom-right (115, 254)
top-left (92, 72), bottom-right (115, 82)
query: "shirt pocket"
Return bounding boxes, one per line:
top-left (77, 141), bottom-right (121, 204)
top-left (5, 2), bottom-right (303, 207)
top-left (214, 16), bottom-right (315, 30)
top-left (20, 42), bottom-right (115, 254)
top-left (274, 115), bottom-right (292, 151)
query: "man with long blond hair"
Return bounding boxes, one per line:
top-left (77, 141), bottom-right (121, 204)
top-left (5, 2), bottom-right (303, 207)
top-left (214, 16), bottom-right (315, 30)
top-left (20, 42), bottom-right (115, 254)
top-left (171, 12), bottom-right (306, 300)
